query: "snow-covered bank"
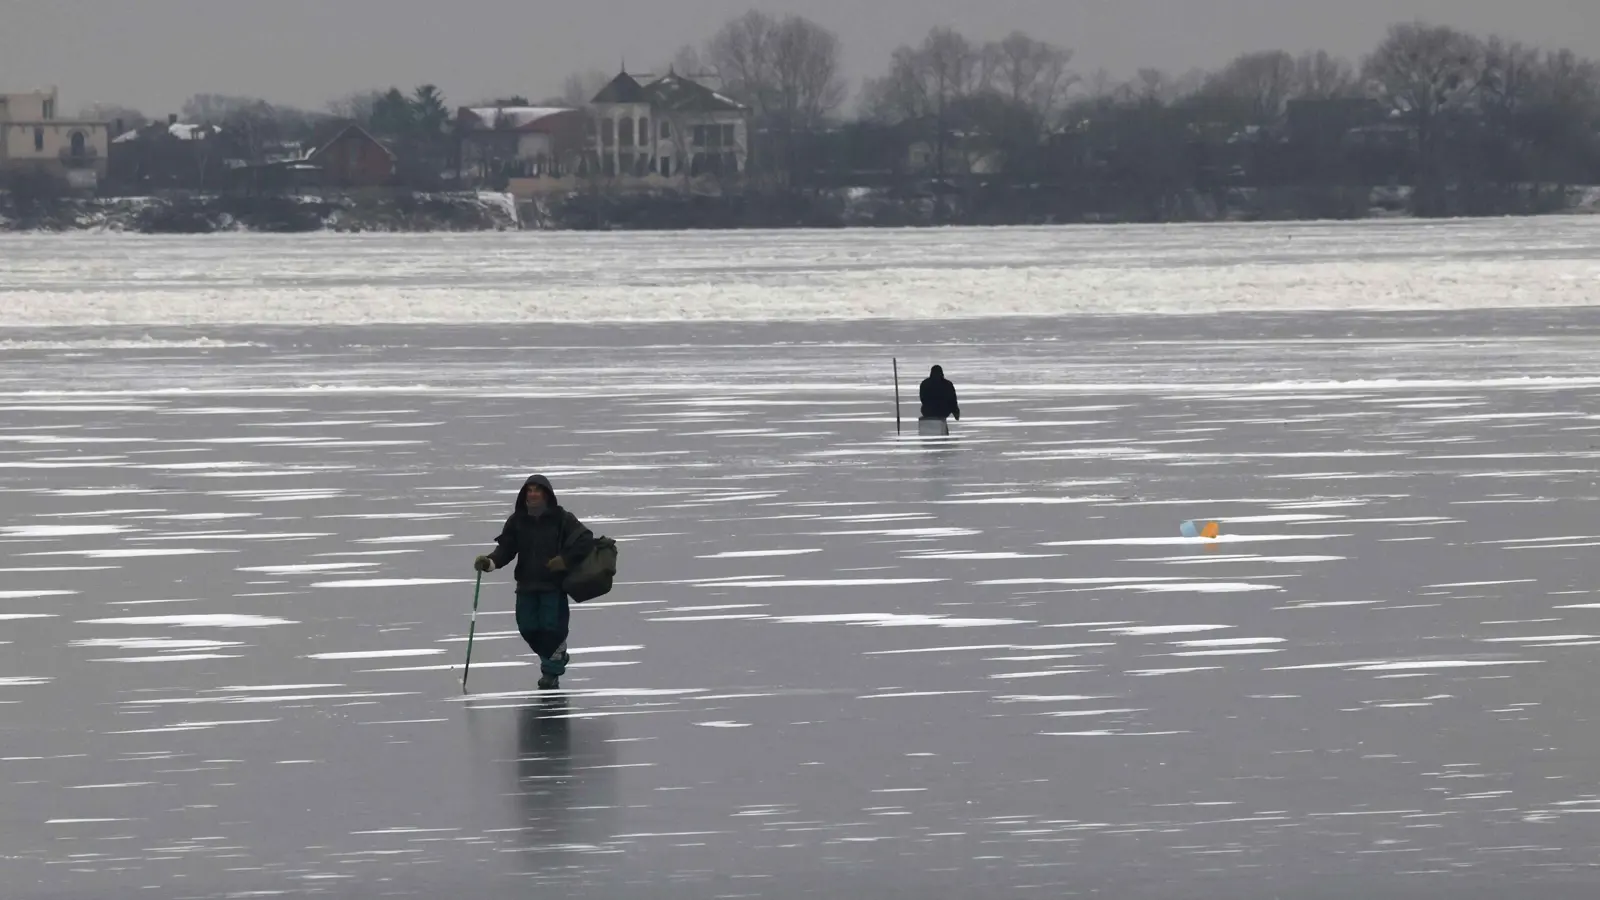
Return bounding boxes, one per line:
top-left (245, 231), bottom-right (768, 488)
top-left (0, 191), bottom-right (520, 234)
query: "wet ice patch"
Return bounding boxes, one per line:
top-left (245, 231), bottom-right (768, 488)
top-left (1, 524), bottom-right (134, 537)
top-left (1097, 625), bottom-right (1232, 636)
top-left (698, 549), bottom-right (822, 558)
top-left (705, 578), bottom-right (946, 588)
top-left (94, 653), bottom-right (242, 663)
top-left (310, 578), bottom-right (468, 588)
top-left (238, 563), bottom-right (378, 575)
top-left (27, 548), bottom-right (230, 558)
top-left (71, 638), bottom-right (242, 650)
top-left (772, 613), bottom-right (1030, 628)
top-left (1044, 534), bottom-right (1348, 547)
top-left (306, 649), bottom-right (446, 660)
top-left (0, 590), bottom-right (77, 599)
top-left (81, 614), bottom-right (296, 627)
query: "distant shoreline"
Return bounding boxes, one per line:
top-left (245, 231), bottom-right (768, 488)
top-left (1, 184), bottom-right (1597, 234)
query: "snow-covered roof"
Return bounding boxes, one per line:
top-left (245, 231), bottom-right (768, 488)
top-left (460, 107), bottom-right (576, 131)
top-left (113, 122), bottom-right (220, 143)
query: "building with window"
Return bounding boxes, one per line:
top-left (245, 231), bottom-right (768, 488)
top-left (587, 69), bottom-right (749, 181)
top-left (0, 87), bottom-right (111, 188)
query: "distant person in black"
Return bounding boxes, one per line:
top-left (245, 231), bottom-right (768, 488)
top-left (919, 365), bottom-right (960, 422)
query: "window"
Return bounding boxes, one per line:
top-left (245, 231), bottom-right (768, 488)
top-left (602, 155), bottom-right (615, 176)
top-left (660, 120), bottom-right (671, 139)
top-left (722, 125), bottom-right (735, 147)
top-left (34, 127), bottom-right (44, 152)
top-left (42, 98), bottom-right (55, 120)
top-left (659, 155), bottom-right (671, 176)
top-left (619, 118), bottom-right (633, 147)
top-left (620, 152), bottom-right (634, 173)
top-left (601, 119), bottom-right (614, 146)
top-left (70, 131), bottom-right (86, 157)
top-left (638, 118), bottom-right (649, 147)
top-left (693, 125), bottom-right (707, 147)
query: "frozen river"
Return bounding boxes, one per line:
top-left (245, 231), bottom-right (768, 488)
top-left (4, 223), bottom-right (1600, 898)
top-left (2, 217), bottom-right (1600, 326)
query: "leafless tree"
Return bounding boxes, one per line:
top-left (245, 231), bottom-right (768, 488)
top-left (1475, 37), bottom-right (1541, 118)
top-left (1200, 51), bottom-right (1298, 123)
top-left (1293, 51), bottom-right (1358, 99)
top-left (1362, 21), bottom-right (1484, 207)
top-left (861, 28), bottom-right (985, 123)
top-left (327, 90), bottom-right (386, 124)
top-left (1362, 22), bottom-right (1483, 124)
top-left (706, 11), bottom-right (846, 126)
top-left (703, 10), bottom-right (846, 179)
top-left (985, 31), bottom-right (1076, 123)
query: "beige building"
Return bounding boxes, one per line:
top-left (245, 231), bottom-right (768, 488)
top-left (0, 87), bottom-right (110, 188)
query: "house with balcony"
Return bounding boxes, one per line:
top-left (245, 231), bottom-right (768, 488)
top-left (585, 68), bottom-right (749, 184)
top-left (0, 87), bottom-right (110, 189)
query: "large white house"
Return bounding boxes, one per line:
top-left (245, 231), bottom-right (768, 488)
top-left (0, 87), bottom-right (110, 188)
top-left (587, 69), bottom-right (749, 180)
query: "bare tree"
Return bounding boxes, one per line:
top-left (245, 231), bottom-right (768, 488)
top-left (985, 32), bottom-right (1076, 123)
top-left (704, 10), bottom-right (846, 180)
top-left (1362, 21), bottom-right (1483, 207)
top-left (1201, 51), bottom-right (1298, 123)
top-left (1293, 51), bottom-right (1358, 99)
top-left (1363, 23), bottom-right (1482, 126)
top-left (328, 90), bottom-right (386, 124)
top-left (1475, 37), bottom-right (1540, 118)
top-left (671, 44), bottom-right (711, 80)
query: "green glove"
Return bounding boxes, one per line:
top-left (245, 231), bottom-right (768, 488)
top-left (473, 555), bottom-right (495, 573)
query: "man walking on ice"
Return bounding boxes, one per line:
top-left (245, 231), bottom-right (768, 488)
top-left (474, 474), bottom-right (596, 690)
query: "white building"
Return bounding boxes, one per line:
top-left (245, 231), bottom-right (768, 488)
top-left (0, 87), bottom-right (110, 188)
top-left (587, 69), bottom-right (749, 180)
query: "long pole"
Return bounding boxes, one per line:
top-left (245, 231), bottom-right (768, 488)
top-left (461, 571), bottom-right (483, 693)
top-left (893, 357), bottom-right (902, 436)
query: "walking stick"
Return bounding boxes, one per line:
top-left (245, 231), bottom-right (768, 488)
top-left (461, 571), bottom-right (483, 693)
top-left (893, 357), bottom-right (902, 436)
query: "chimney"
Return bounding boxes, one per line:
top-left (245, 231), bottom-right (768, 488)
top-left (114, 118), bottom-right (124, 136)
top-left (169, 113), bottom-right (179, 126)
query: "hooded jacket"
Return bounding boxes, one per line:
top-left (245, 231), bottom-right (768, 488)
top-left (919, 365), bottom-right (960, 420)
top-left (488, 474), bottom-right (596, 594)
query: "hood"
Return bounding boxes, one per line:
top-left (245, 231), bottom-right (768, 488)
top-left (929, 365), bottom-right (944, 379)
top-left (515, 474), bottom-right (560, 516)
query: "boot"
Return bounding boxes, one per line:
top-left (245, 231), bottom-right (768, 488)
top-left (538, 674), bottom-right (559, 690)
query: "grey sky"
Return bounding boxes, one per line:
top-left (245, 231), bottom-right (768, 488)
top-left (5, 0), bottom-right (1600, 116)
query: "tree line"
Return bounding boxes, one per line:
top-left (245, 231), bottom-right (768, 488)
top-left (84, 14), bottom-right (1600, 217)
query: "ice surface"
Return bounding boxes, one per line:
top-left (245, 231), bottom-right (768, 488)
top-left (3, 267), bottom-right (1600, 896)
top-left (1, 218), bottom-right (1599, 326)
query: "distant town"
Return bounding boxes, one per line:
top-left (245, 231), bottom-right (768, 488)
top-left (3, 12), bottom-right (1598, 229)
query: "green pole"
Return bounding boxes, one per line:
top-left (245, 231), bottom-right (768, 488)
top-left (461, 571), bottom-right (483, 693)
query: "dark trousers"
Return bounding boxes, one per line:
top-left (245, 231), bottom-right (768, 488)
top-left (515, 590), bottom-right (570, 677)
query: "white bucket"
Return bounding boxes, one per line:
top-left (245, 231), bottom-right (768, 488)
top-left (917, 417), bottom-right (950, 437)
